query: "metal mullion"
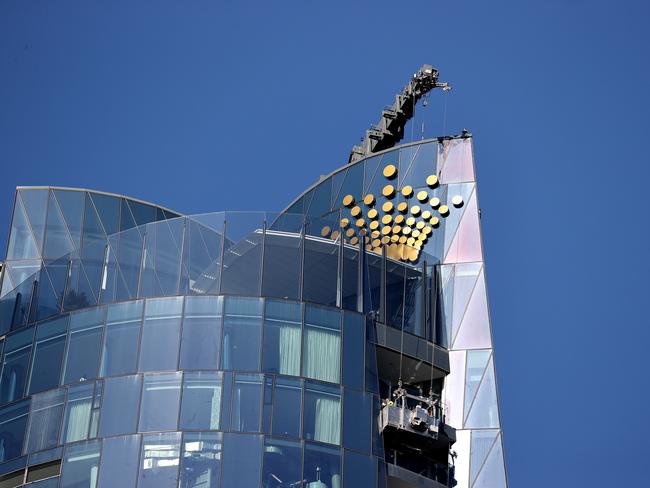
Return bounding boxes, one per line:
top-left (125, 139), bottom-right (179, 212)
top-left (175, 218), bottom-right (187, 296)
top-left (217, 219), bottom-right (227, 295)
top-left (259, 220), bottom-right (266, 298)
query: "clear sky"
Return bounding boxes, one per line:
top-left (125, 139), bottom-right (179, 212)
top-left (1, 1), bottom-right (649, 486)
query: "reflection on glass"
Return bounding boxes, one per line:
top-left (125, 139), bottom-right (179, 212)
top-left (302, 238), bottom-right (338, 307)
top-left (272, 377), bottom-right (302, 438)
top-left (304, 382), bottom-right (341, 445)
top-left (180, 296), bottom-right (222, 370)
top-left (342, 312), bottom-right (364, 390)
top-left (61, 383), bottom-right (93, 443)
top-left (231, 374), bottom-right (262, 433)
top-left (302, 305), bottom-right (340, 384)
top-left (179, 432), bottom-right (222, 488)
top-left (25, 389), bottom-right (65, 453)
top-left (59, 440), bottom-right (100, 488)
top-left (343, 450), bottom-right (376, 487)
top-left (98, 435), bottom-right (141, 487)
top-left (139, 297), bottom-right (183, 372)
top-left (100, 300), bottom-right (143, 376)
top-left (221, 297), bottom-right (262, 371)
top-left (262, 300), bottom-right (301, 376)
top-left (303, 442), bottom-right (341, 488)
top-left (0, 327), bottom-right (34, 404)
top-left (138, 432), bottom-right (181, 488)
top-left (262, 231), bottom-right (302, 301)
top-left (28, 316), bottom-right (67, 394)
top-left (62, 307), bottom-right (104, 384)
top-left (139, 373), bottom-right (181, 432)
top-left (98, 374), bottom-right (142, 437)
top-left (180, 372), bottom-right (222, 430)
top-left (221, 434), bottom-right (261, 487)
top-left (343, 389), bottom-right (371, 454)
top-left (262, 437), bottom-right (302, 488)
top-left (0, 400), bottom-right (28, 462)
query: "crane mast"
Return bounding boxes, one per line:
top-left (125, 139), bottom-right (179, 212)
top-left (348, 64), bottom-right (450, 165)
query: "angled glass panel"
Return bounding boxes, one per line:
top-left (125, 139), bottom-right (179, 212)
top-left (303, 442), bottom-right (341, 488)
top-left (0, 400), bottom-right (29, 462)
top-left (302, 229), bottom-right (338, 308)
top-left (261, 219), bottom-right (302, 301)
top-left (128, 200), bottom-right (156, 227)
top-left (33, 267), bottom-right (61, 322)
top-left (100, 299), bottom-right (143, 377)
top-left (331, 169), bottom-right (347, 208)
top-left (7, 194), bottom-right (40, 260)
top-left (140, 218), bottom-right (184, 298)
top-left (119, 198), bottom-right (137, 232)
top-left (62, 307), bottom-right (105, 384)
top-left (180, 371), bottom-right (222, 430)
top-left (302, 305), bottom-right (340, 384)
top-left (62, 258), bottom-right (97, 312)
top-left (184, 215), bottom-right (224, 295)
top-left (365, 253), bottom-right (382, 317)
top-left (53, 190), bottom-right (84, 250)
top-left (262, 437), bottom-right (302, 488)
top-left (344, 450), bottom-right (376, 487)
top-left (139, 297), bottom-right (182, 372)
top-left (464, 350), bottom-right (491, 416)
top-left (335, 162), bottom-right (363, 212)
top-left (180, 432), bottom-right (222, 488)
top-left (25, 389), bottom-right (65, 453)
top-left (342, 311), bottom-right (364, 390)
top-left (220, 212), bottom-right (264, 296)
top-left (472, 435), bottom-right (506, 488)
top-left (98, 434), bottom-right (141, 488)
top-left (450, 263), bottom-right (481, 342)
top-left (111, 225), bottom-right (143, 301)
top-left (262, 376), bottom-right (273, 434)
top-left (400, 141), bottom-right (437, 190)
top-left (262, 300), bottom-right (301, 376)
top-left (272, 377), bottom-right (302, 438)
top-left (61, 383), bottom-right (93, 444)
top-left (385, 260), bottom-right (405, 330)
top-left (139, 372), bottom-right (181, 432)
top-left (465, 357), bottom-right (500, 429)
top-left (90, 193), bottom-right (119, 236)
top-left (442, 183), bottom-right (474, 258)
top-left (180, 296), bottom-right (222, 370)
top-left (231, 373), bottom-right (262, 433)
top-left (221, 297), bottom-right (262, 372)
top-left (304, 382), bottom-right (340, 445)
top-left (453, 269), bottom-right (491, 350)
top-left (343, 389), bottom-right (371, 454)
top-left (404, 264), bottom-right (426, 337)
top-left (0, 327), bottom-right (34, 404)
top-left (43, 191), bottom-right (74, 260)
top-left (306, 177), bottom-right (332, 218)
top-left (221, 434), bottom-right (261, 487)
top-left (59, 440), bottom-right (100, 488)
top-left (19, 189), bottom-right (49, 254)
top-left (98, 374), bottom-right (142, 437)
top-left (138, 432), bottom-right (181, 488)
top-left (470, 430), bottom-right (499, 485)
top-left (79, 193), bottom-right (106, 301)
top-left (342, 246), bottom-right (359, 310)
top-left (28, 316), bottom-right (67, 394)
top-left (362, 155), bottom-right (382, 194)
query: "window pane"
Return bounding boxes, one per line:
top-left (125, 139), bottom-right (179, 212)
top-left (385, 261), bottom-right (405, 330)
top-left (272, 377), bottom-right (302, 438)
top-left (261, 232), bottom-right (301, 301)
top-left (262, 300), bottom-right (301, 376)
top-left (342, 312), bottom-right (364, 390)
top-left (97, 434), bottom-right (140, 487)
top-left (303, 442), bottom-right (341, 488)
top-left (302, 238), bottom-right (338, 307)
top-left (100, 300), bottom-right (143, 377)
top-left (179, 432), bottom-right (222, 488)
top-left (139, 297), bottom-right (182, 372)
top-left (343, 450), bottom-right (376, 487)
top-left (138, 432), bottom-right (181, 488)
top-left (180, 372), bottom-right (222, 430)
top-left (59, 440), bottom-right (100, 488)
top-left (221, 297), bottom-right (262, 371)
top-left (231, 374), bottom-right (262, 433)
top-left (61, 383), bottom-right (93, 444)
top-left (180, 296), bottom-right (222, 370)
top-left (262, 437), bottom-right (302, 488)
top-left (0, 327), bottom-right (34, 404)
top-left (304, 382), bottom-right (341, 445)
top-left (98, 374), bottom-right (142, 437)
top-left (220, 213), bottom-right (264, 296)
top-left (342, 246), bottom-right (359, 310)
top-left (62, 308), bottom-right (105, 384)
top-left (25, 389), bottom-right (65, 453)
top-left (28, 317), bottom-right (67, 394)
top-left (221, 434), bottom-right (261, 488)
top-left (343, 389), bottom-right (371, 454)
top-left (139, 372), bottom-right (181, 432)
top-left (0, 400), bottom-right (28, 463)
top-left (302, 305), bottom-right (341, 383)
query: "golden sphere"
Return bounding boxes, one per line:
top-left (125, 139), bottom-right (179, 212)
top-left (399, 236), bottom-right (407, 244)
top-left (397, 202), bottom-right (408, 213)
top-left (367, 208), bottom-right (378, 219)
top-left (391, 235), bottom-right (399, 243)
top-left (371, 230), bottom-right (380, 239)
top-left (417, 190), bottom-right (428, 202)
top-left (372, 239), bottom-right (381, 247)
top-left (392, 225), bottom-right (402, 234)
top-left (351, 206), bottom-right (362, 217)
top-left (411, 205), bottom-right (421, 216)
top-left (350, 236), bottom-right (359, 245)
top-left (394, 214), bottom-right (405, 224)
top-left (382, 201), bottom-right (394, 213)
top-left (416, 221), bottom-right (425, 230)
top-left (407, 237), bottom-right (415, 246)
top-left (363, 194), bottom-right (375, 206)
top-left (430, 217), bottom-right (440, 227)
top-left (426, 175), bottom-right (439, 188)
top-left (381, 214), bottom-right (392, 225)
top-left (381, 236), bottom-right (391, 244)
top-left (439, 205), bottom-right (450, 216)
top-left (346, 228), bottom-right (355, 237)
top-left (423, 226), bottom-right (432, 235)
top-left (331, 231), bottom-right (340, 240)
top-left (406, 216), bottom-right (416, 226)
top-left (381, 226), bottom-right (392, 235)
top-left (382, 184), bottom-right (395, 197)
top-left (356, 218), bottom-right (366, 228)
top-left (401, 185), bottom-right (413, 198)
top-left (421, 210), bottom-right (431, 220)
top-left (369, 220), bottom-right (379, 230)
top-left (402, 226), bottom-right (411, 235)
top-left (383, 164), bottom-right (397, 179)
top-left (412, 229), bottom-right (421, 238)
top-left (342, 194), bottom-right (355, 207)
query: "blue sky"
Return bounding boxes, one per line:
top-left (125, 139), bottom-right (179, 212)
top-left (1, 1), bottom-right (649, 486)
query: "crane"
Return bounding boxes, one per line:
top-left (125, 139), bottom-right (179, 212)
top-left (348, 64), bottom-right (451, 165)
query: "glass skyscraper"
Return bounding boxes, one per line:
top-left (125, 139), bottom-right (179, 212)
top-left (0, 136), bottom-right (508, 487)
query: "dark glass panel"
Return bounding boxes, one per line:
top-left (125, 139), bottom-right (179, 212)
top-left (179, 432), bottom-right (222, 488)
top-left (262, 300), bottom-right (301, 376)
top-left (62, 307), bottom-right (105, 384)
top-left (139, 297), bottom-right (182, 372)
top-left (302, 305), bottom-right (340, 384)
top-left (25, 389), bottom-right (64, 453)
top-left (220, 213), bottom-right (264, 296)
top-left (372, 396), bottom-right (385, 458)
top-left (261, 231), bottom-right (302, 301)
top-left (221, 434), bottom-right (261, 488)
top-left (119, 198), bottom-right (137, 232)
top-left (18, 189), bottom-right (49, 254)
top-left (138, 432), bottom-right (181, 488)
top-left (404, 265), bottom-right (426, 336)
top-left (180, 372), bottom-right (222, 430)
top-left (100, 300), bottom-right (143, 376)
top-left (343, 450), bottom-right (376, 487)
top-left (262, 437), bottom-right (302, 488)
top-left (28, 316), bottom-right (67, 394)
top-left (127, 200), bottom-right (156, 227)
top-left (97, 434), bottom-right (141, 488)
top-left (306, 177), bottom-right (332, 217)
top-left (342, 246), bottom-right (359, 310)
top-left (272, 377), bottom-right (302, 438)
top-left (303, 442), bottom-right (341, 488)
top-left (336, 162), bottom-right (363, 211)
top-left (7, 195), bottom-right (40, 261)
top-left (365, 253), bottom-right (382, 317)
top-left (365, 319), bottom-right (379, 395)
top-left (139, 218), bottom-right (183, 298)
top-left (0, 327), bottom-right (34, 404)
top-left (304, 382), bottom-right (341, 445)
top-left (302, 237), bottom-right (338, 308)
top-left (98, 374), bottom-right (141, 437)
top-left (90, 193), bottom-right (119, 236)
top-left (79, 193), bottom-right (106, 303)
top-left (385, 261), bottom-right (405, 330)
top-left (221, 297), bottom-right (262, 372)
top-left (342, 312), bottom-right (364, 390)
top-left (53, 190), bottom-right (84, 250)
top-left (26, 459), bottom-right (61, 483)
top-left (33, 267), bottom-right (61, 322)
top-left (180, 296), bottom-right (222, 370)
top-left (59, 439), bottom-right (100, 488)
top-left (110, 225), bottom-right (143, 302)
top-left (343, 389), bottom-right (371, 454)
top-left (231, 373), bottom-right (262, 433)
top-left (61, 383), bottom-right (93, 444)
top-left (139, 372), bottom-right (181, 432)
top-left (43, 191), bottom-right (74, 260)
top-left (262, 376), bottom-right (272, 434)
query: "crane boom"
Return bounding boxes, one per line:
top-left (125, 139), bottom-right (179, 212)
top-left (348, 64), bottom-right (450, 165)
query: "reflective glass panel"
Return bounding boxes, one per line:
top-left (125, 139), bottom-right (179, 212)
top-left (25, 389), bottom-right (65, 453)
top-left (272, 377), bottom-right (302, 438)
top-left (221, 434), bottom-right (261, 488)
top-left (343, 389), bottom-right (371, 454)
top-left (61, 383), bottom-right (93, 443)
top-left (342, 246), bottom-right (359, 310)
top-left (59, 440), bottom-right (100, 488)
top-left (100, 300), bottom-right (143, 377)
top-left (221, 297), bottom-right (262, 371)
top-left (179, 432), bottom-right (222, 488)
top-left (98, 374), bottom-right (142, 437)
top-left (62, 307), bottom-right (105, 384)
top-left (304, 382), bottom-right (341, 445)
top-left (0, 400), bottom-right (28, 462)
top-left (0, 327), bottom-right (34, 404)
top-left (302, 238), bottom-right (338, 307)
top-left (385, 261), bottom-right (405, 329)
top-left (138, 432), bottom-right (181, 488)
top-left (139, 297), bottom-right (183, 372)
top-left (261, 228), bottom-right (302, 301)
top-left (342, 312), bottom-right (364, 390)
top-left (98, 434), bottom-right (141, 487)
top-left (303, 442), bottom-right (341, 488)
top-left (7, 194), bottom-right (40, 261)
top-left (343, 450), bottom-right (376, 487)
top-left (180, 372), bottom-right (222, 430)
top-left (139, 372), bottom-right (181, 432)
top-left (220, 213), bottom-right (264, 296)
top-left (28, 316), bottom-right (67, 394)
top-left (180, 296), bottom-right (222, 370)
top-left (262, 300), bottom-right (301, 376)
top-left (302, 305), bottom-right (340, 384)
top-left (262, 437), bottom-right (302, 488)
top-left (17, 189), bottom-right (48, 256)
top-left (231, 373), bottom-right (262, 433)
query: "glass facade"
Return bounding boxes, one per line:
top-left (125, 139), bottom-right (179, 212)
top-left (0, 137), bottom-right (507, 487)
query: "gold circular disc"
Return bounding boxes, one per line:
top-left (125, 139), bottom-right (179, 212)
top-left (381, 236), bottom-right (391, 244)
top-left (350, 236), bottom-right (359, 245)
top-left (418, 232), bottom-right (426, 241)
top-left (368, 208), bottom-right (378, 219)
top-left (394, 214), bottom-right (405, 224)
top-left (340, 218), bottom-right (350, 228)
top-left (406, 216), bottom-right (416, 227)
top-left (392, 225), bottom-right (402, 234)
top-left (417, 190), bottom-right (428, 202)
top-left (412, 229), bottom-right (421, 238)
top-left (416, 221), bottom-right (425, 230)
top-left (346, 228), bottom-right (355, 237)
top-left (372, 239), bottom-right (381, 247)
top-left (383, 164), bottom-right (397, 179)
top-left (407, 237), bottom-right (415, 246)
top-left (423, 226), bottom-right (432, 235)
top-left (421, 210), bottom-right (431, 220)
top-left (351, 206), bottom-right (362, 217)
top-left (429, 197), bottom-right (441, 208)
top-left (402, 226), bottom-right (411, 235)
top-left (381, 226), bottom-right (392, 235)
top-left (439, 205), bottom-right (450, 216)
top-left (401, 185), bottom-right (414, 198)
top-left (356, 218), bottom-right (366, 228)
top-left (382, 201), bottom-right (394, 213)
top-left (411, 205), bottom-right (421, 216)
top-left (381, 214), bottom-right (392, 225)
top-left (397, 202), bottom-right (408, 213)
top-left (321, 226), bottom-right (331, 237)
top-left (430, 217), bottom-right (440, 227)
top-left (426, 175), bottom-right (439, 188)
top-left (452, 195), bottom-right (464, 207)
top-left (363, 194), bottom-right (375, 206)
top-left (371, 230), bottom-right (380, 239)
top-left (369, 220), bottom-right (379, 230)
top-left (391, 235), bottom-right (399, 243)
top-left (399, 236), bottom-right (407, 244)
top-left (382, 184), bottom-right (395, 197)
top-left (331, 231), bottom-right (340, 240)
top-left (343, 195), bottom-right (355, 207)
